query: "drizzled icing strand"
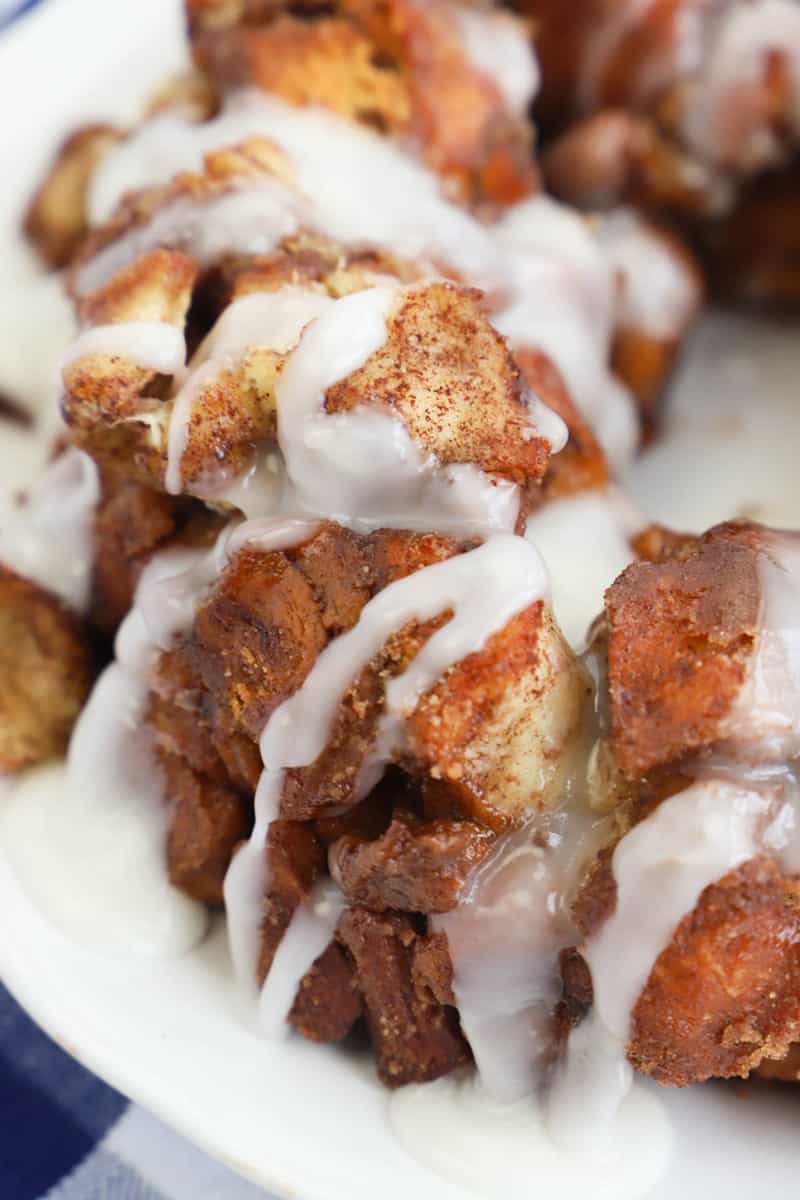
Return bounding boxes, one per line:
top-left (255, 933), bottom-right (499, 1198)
top-left (165, 287), bottom-right (332, 496)
top-left (0, 447), bottom-right (99, 613)
top-left (80, 91), bottom-right (635, 466)
top-left (224, 534), bottom-right (552, 1020)
top-left (725, 533), bottom-right (800, 761)
top-left (548, 775), bottom-right (800, 1150)
top-left (63, 321), bottom-right (187, 374)
top-left (434, 813), bottom-right (599, 1104)
top-left (164, 283), bottom-right (540, 536)
top-left (77, 181), bottom-right (310, 297)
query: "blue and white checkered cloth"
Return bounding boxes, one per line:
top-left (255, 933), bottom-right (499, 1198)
top-left (0, 984), bottom-right (275, 1199)
top-left (0, 0), bottom-right (41, 29)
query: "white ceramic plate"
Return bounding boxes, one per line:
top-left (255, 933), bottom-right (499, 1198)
top-left (1, 3), bottom-right (799, 1198)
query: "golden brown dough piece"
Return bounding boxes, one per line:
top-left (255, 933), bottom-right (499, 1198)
top-left (516, 347), bottom-right (608, 504)
top-left (91, 477), bottom-right (225, 634)
top-left (560, 518), bottom-right (800, 1089)
top-left (572, 827), bottom-right (800, 1085)
top-left (162, 753), bottom-right (252, 904)
top-left (25, 1), bottom-right (537, 275)
top-left (329, 814), bottom-right (496, 913)
top-left (151, 521), bottom-right (589, 1080)
top-left (756, 1043), bottom-right (800, 1083)
top-left (629, 857), bottom-right (800, 1084)
top-left (337, 907), bottom-right (470, 1085)
top-left (62, 139), bottom-right (554, 505)
top-left (288, 941), bottom-right (363, 1043)
top-left (24, 125), bottom-right (122, 267)
top-left (604, 521), bottom-right (763, 779)
top-left (159, 525), bottom-right (586, 828)
top-left (187, 0), bottom-right (539, 206)
top-left (0, 567), bottom-right (95, 770)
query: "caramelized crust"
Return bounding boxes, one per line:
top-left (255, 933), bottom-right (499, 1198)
top-left (411, 929), bottom-right (457, 1008)
top-left (288, 941), bottom-right (363, 1042)
top-left (516, 346), bottom-right (607, 505)
top-left (170, 524), bottom-right (589, 828)
top-left (258, 818), bottom-right (326, 983)
top-left (163, 753), bottom-right (252, 904)
top-left (192, 542), bottom-right (329, 741)
top-left (631, 857), bottom-right (800, 1085)
top-left (337, 907), bottom-right (470, 1085)
top-left (149, 644), bottom-right (233, 784)
top-left (630, 522), bottom-right (696, 564)
top-left (605, 523), bottom-right (761, 779)
top-left (756, 1043), bottom-right (800, 1083)
top-left (92, 480), bottom-right (223, 634)
top-left (329, 815), bottom-right (496, 913)
top-left (0, 568), bottom-right (95, 770)
top-left (571, 807), bottom-right (800, 1085)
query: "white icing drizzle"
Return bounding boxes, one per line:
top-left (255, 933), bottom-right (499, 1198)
top-left (390, 1070), bottom-right (672, 1200)
top-left (165, 287), bottom-right (331, 495)
top-left (434, 810), bottom-right (603, 1105)
top-left (0, 446), bottom-right (99, 612)
top-left (275, 285), bottom-right (527, 535)
top-left (63, 321), bottom-right (187, 374)
top-left (77, 180), bottom-right (311, 297)
top-left (81, 92), bottom-right (634, 462)
top-left (258, 878), bottom-right (346, 1036)
top-left (525, 485), bottom-right (642, 650)
top-left (454, 5), bottom-right (540, 115)
top-left (166, 282), bottom-right (541, 536)
top-left (224, 534), bottom-right (551, 1023)
top-left (548, 777), bottom-right (799, 1151)
top-left (2, 517), bottom-right (320, 955)
top-left (88, 92), bottom-right (506, 288)
top-left (491, 197), bottom-right (638, 469)
top-left (596, 209), bottom-right (700, 339)
top-left (724, 532), bottom-right (800, 760)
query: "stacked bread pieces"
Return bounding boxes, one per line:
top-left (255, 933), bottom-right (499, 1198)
top-left (5, 0), bottom-right (800, 1100)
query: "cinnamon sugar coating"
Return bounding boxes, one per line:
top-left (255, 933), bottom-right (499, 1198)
top-left (62, 138), bottom-right (554, 503)
top-left (570, 842), bottom-right (800, 1085)
top-left (150, 523), bottom-right (588, 1079)
top-left (605, 522), bottom-right (762, 779)
top-left (337, 907), bottom-right (470, 1086)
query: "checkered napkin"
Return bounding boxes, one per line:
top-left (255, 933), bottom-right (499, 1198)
top-left (0, 984), bottom-right (274, 1199)
top-left (0, 1), bottom-right (41, 28)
